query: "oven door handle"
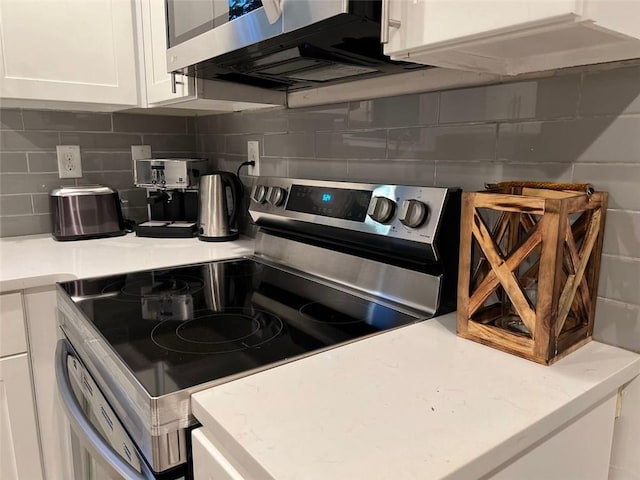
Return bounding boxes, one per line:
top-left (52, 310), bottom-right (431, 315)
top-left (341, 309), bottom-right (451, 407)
top-left (55, 340), bottom-right (156, 480)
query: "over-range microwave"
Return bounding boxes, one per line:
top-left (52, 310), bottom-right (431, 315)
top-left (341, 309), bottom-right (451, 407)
top-left (165, 0), bottom-right (429, 91)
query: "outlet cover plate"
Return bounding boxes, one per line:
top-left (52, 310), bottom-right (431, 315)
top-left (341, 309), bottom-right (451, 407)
top-left (131, 145), bottom-right (152, 161)
top-left (56, 145), bottom-right (82, 178)
top-left (247, 141), bottom-right (260, 176)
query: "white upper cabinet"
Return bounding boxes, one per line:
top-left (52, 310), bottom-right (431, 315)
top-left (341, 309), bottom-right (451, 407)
top-left (0, 0), bottom-right (139, 110)
top-left (383, 0), bottom-right (640, 75)
top-left (137, 0), bottom-right (284, 111)
top-left (138, 0), bottom-right (194, 106)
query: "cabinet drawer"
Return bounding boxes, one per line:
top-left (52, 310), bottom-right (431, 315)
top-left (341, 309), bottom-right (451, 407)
top-left (0, 293), bottom-right (27, 357)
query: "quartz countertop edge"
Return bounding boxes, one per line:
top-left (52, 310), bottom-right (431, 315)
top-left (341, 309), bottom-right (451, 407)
top-left (192, 314), bottom-right (640, 480)
top-left (0, 233), bottom-right (255, 292)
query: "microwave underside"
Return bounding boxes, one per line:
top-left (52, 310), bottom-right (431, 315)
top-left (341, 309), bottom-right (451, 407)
top-left (185, 13), bottom-right (431, 91)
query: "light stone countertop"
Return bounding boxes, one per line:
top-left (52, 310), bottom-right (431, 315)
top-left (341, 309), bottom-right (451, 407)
top-left (192, 313), bottom-right (640, 480)
top-left (0, 233), bottom-right (254, 292)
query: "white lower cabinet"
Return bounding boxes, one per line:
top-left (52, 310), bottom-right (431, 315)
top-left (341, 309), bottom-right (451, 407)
top-left (0, 292), bottom-right (43, 480)
top-left (192, 394), bottom-right (620, 480)
top-left (0, 354), bottom-right (43, 480)
top-left (192, 428), bottom-right (246, 480)
top-left (24, 286), bottom-right (75, 480)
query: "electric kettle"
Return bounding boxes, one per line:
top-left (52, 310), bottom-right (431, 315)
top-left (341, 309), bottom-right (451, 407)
top-left (197, 172), bottom-right (243, 242)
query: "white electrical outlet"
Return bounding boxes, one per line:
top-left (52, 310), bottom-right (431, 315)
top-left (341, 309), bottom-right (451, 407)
top-left (247, 141), bottom-right (260, 176)
top-left (56, 145), bottom-right (82, 178)
top-left (131, 145), bottom-right (152, 161)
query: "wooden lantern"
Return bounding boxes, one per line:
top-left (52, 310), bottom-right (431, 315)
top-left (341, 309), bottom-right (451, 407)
top-left (456, 183), bottom-right (608, 365)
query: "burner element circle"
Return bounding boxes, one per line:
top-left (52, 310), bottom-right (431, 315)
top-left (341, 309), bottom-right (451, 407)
top-left (150, 308), bottom-right (284, 354)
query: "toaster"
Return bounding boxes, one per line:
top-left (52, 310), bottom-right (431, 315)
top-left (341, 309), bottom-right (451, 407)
top-left (49, 185), bottom-right (126, 241)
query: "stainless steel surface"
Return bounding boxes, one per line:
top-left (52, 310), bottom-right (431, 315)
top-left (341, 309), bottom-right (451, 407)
top-left (57, 288), bottom-right (189, 472)
top-left (58, 262), bottom-right (419, 473)
top-left (198, 173), bottom-right (240, 240)
top-left (249, 177), bottom-right (452, 255)
top-left (55, 340), bottom-right (154, 480)
top-left (134, 158), bottom-right (208, 190)
top-left (167, 0), bottom-right (346, 71)
top-left (50, 185), bottom-right (124, 240)
top-left (167, 5), bottom-right (283, 71)
top-left (281, 0), bottom-right (345, 33)
top-left (253, 232), bottom-right (440, 315)
top-left (50, 185), bottom-right (117, 197)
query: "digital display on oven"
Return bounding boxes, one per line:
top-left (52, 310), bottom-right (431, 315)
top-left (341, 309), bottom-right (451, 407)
top-left (286, 185), bottom-right (372, 222)
top-left (229, 0), bottom-right (263, 20)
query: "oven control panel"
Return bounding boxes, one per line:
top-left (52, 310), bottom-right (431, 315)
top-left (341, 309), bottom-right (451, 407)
top-left (249, 177), bottom-right (459, 246)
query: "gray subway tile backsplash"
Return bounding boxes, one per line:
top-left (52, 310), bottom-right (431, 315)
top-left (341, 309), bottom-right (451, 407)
top-left (264, 132), bottom-right (315, 158)
top-left (23, 110), bottom-right (112, 132)
top-left (580, 65), bottom-right (640, 116)
top-left (573, 164), bottom-right (640, 210)
top-left (0, 109), bottom-right (24, 130)
top-left (2, 62), bottom-right (639, 352)
top-left (597, 255), bottom-right (640, 305)
top-left (112, 113), bottom-right (188, 133)
top-left (593, 298), bottom-right (640, 353)
top-left (27, 152), bottom-right (59, 173)
top-left (59, 132), bottom-right (142, 150)
top-left (81, 152), bottom-right (133, 172)
top-left (602, 210), bottom-right (640, 257)
top-left (0, 214), bottom-right (50, 238)
top-left (1, 109), bottom-right (198, 238)
top-left (1, 130), bottom-right (59, 151)
top-left (348, 93), bottom-right (438, 129)
top-left (316, 129), bottom-right (387, 159)
top-left (439, 74), bottom-right (580, 124)
top-left (498, 117), bottom-right (640, 164)
top-left (0, 194), bottom-right (33, 216)
top-left (141, 134), bottom-right (196, 152)
top-left (389, 124), bottom-right (496, 161)
top-left (347, 159), bottom-right (435, 185)
top-left (0, 152), bottom-right (28, 173)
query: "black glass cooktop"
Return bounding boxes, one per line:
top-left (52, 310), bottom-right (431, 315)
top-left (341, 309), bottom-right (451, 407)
top-left (60, 259), bottom-right (420, 397)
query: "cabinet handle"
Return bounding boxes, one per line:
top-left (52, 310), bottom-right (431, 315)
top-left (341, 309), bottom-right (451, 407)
top-left (381, 0), bottom-right (401, 45)
top-left (171, 72), bottom-right (185, 94)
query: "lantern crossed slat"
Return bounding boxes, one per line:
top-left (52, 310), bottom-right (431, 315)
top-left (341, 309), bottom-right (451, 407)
top-left (457, 186), bottom-right (607, 365)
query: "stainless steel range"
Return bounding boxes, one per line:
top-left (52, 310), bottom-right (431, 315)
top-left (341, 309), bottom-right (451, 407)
top-left (55, 177), bottom-right (460, 479)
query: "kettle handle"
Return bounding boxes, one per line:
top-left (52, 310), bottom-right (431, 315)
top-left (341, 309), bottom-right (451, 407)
top-left (218, 172), bottom-right (243, 228)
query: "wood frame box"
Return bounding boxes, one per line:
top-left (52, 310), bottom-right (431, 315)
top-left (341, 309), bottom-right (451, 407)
top-left (456, 185), bottom-right (608, 365)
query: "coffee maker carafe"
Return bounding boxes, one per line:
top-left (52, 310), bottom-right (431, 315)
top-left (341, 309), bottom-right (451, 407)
top-left (134, 158), bottom-right (209, 238)
top-left (198, 172), bottom-right (243, 242)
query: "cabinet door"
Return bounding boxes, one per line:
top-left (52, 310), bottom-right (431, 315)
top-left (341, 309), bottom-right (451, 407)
top-left (0, 0), bottom-right (139, 108)
top-left (192, 428), bottom-right (245, 480)
top-left (140, 0), bottom-right (195, 105)
top-left (384, 0), bottom-right (578, 56)
top-left (0, 354), bottom-right (44, 480)
top-left (0, 293), bottom-right (27, 358)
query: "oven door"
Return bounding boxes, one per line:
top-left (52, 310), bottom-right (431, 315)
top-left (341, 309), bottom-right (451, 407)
top-left (55, 339), bottom-right (173, 480)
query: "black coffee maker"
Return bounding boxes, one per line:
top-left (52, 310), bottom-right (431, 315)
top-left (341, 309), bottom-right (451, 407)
top-left (133, 158), bottom-right (209, 238)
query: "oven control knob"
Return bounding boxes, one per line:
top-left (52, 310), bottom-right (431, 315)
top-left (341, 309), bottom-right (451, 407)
top-left (399, 199), bottom-right (429, 228)
top-left (252, 185), bottom-right (268, 204)
top-left (267, 186), bottom-right (287, 207)
top-left (367, 196), bottom-right (396, 224)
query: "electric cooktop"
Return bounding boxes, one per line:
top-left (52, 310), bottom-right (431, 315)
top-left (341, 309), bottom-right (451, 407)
top-left (61, 258), bottom-right (420, 397)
